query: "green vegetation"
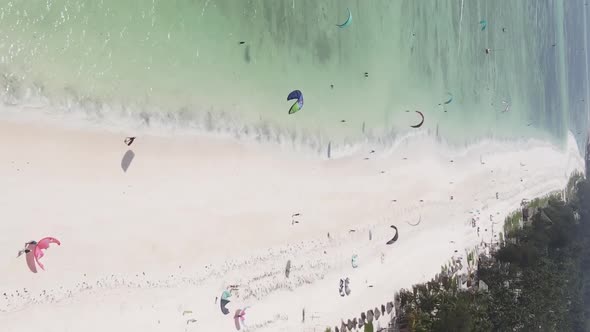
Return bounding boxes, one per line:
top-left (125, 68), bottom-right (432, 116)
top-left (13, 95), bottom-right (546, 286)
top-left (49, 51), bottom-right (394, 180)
top-left (504, 191), bottom-right (564, 236)
top-left (393, 175), bottom-right (590, 332)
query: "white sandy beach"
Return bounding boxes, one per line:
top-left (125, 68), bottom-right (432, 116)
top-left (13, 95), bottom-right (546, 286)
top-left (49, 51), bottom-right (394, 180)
top-left (0, 114), bottom-right (584, 332)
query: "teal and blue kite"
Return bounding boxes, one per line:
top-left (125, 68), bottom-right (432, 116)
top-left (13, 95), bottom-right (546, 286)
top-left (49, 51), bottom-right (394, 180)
top-left (479, 20), bottom-right (487, 31)
top-left (287, 90), bottom-right (304, 114)
top-left (337, 8), bottom-right (352, 28)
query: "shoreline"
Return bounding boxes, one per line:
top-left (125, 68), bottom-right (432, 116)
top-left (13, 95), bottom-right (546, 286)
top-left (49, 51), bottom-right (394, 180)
top-left (0, 101), bottom-right (571, 159)
top-left (0, 114), bottom-right (583, 332)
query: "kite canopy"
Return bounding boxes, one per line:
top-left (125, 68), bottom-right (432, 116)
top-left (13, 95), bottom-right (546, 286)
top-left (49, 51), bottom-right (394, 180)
top-left (351, 254), bottom-right (359, 268)
top-left (234, 308), bottom-right (248, 330)
top-left (220, 298), bottom-right (230, 315)
top-left (220, 290), bottom-right (232, 315)
top-left (34, 237), bottom-right (61, 271)
top-left (287, 90), bottom-right (304, 114)
top-left (344, 278), bottom-right (351, 296)
top-left (221, 290), bottom-right (232, 301)
top-left (386, 226), bottom-right (398, 245)
top-left (337, 8), bottom-right (352, 28)
top-left (407, 215), bottom-right (421, 226)
top-left (410, 111), bottom-right (425, 128)
top-left (479, 20), bottom-right (487, 31)
top-left (443, 93), bottom-right (453, 105)
top-left (25, 243), bottom-right (38, 273)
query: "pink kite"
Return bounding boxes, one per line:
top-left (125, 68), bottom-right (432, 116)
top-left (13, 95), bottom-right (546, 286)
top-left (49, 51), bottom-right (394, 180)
top-left (34, 237), bottom-right (61, 271)
top-left (233, 307), bottom-right (249, 330)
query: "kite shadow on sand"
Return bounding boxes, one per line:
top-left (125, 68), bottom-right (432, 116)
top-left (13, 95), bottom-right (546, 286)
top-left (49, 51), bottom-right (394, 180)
top-left (121, 150), bottom-right (135, 172)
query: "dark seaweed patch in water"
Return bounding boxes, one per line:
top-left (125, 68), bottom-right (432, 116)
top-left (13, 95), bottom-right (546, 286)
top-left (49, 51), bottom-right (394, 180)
top-left (139, 112), bottom-right (151, 126)
top-left (244, 45), bottom-right (251, 63)
top-left (313, 32), bottom-right (331, 64)
top-left (0, 72), bottom-right (23, 104)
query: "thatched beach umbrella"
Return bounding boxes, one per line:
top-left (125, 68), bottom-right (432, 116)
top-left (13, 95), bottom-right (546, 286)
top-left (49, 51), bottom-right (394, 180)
top-left (367, 309), bottom-right (374, 323)
top-left (374, 307), bottom-right (380, 320)
top-left (347, 319), bottom-right (353, 330)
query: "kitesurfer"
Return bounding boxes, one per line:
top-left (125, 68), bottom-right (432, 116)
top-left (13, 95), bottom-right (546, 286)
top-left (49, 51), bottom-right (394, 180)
top-left (16, 240), bottom-right (37, 258)
top-left (124, 137), bottom-right (136, 146)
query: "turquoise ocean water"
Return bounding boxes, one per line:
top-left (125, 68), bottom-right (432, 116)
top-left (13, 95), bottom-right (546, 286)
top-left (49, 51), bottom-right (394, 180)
top-left (0, 0), bottom-right (588, 153)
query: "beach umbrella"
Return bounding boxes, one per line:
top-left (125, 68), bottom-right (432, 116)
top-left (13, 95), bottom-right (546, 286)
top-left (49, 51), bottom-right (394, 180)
top-left (366, 309), bottom-right (374, 323)
top-left (386, 302), bottom-right (393, 314)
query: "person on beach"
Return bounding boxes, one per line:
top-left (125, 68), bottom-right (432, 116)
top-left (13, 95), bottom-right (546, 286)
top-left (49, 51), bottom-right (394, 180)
top-left (16, 240), bottom-right (37, 258)
top-left (124, 137), bottom-right (136, 146)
